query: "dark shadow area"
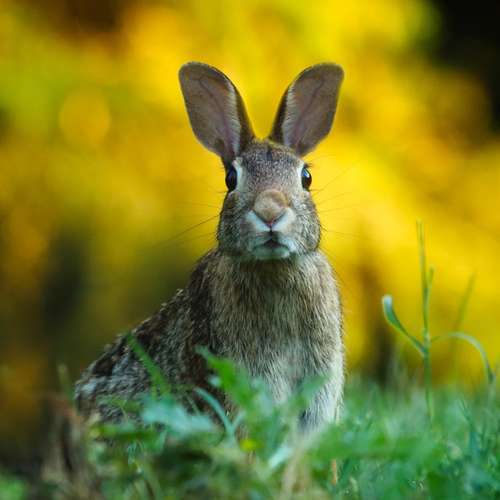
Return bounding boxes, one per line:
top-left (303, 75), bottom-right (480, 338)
top-left (430, 1), bottom-right (500, 127)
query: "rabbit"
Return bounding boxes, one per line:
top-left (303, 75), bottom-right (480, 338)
top-left (75, 62), bottom-right (345, 432)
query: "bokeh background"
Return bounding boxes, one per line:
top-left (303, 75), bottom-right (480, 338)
top-left (1, 0), bottom-right (499, 471)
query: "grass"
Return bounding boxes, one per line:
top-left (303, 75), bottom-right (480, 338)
top-left (2, 226), bottom-right (499, 499)
top-left (13, 369), bottom-right (498, 499)
top-left (382, 222), bottom-right (495, 423)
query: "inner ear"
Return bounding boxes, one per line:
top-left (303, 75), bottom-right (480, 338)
top-left (269, 63), bottom-right (344, 156)
top-left (179, 62), bottom-right (254, 162)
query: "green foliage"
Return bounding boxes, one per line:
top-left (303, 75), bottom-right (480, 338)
top-left (0, 473), bottom-right (27, 500)
top-left (383, 222), bottom-right (495, 422)
top-left (4, 360), bottom-right (500, 498)
top-left (21, 366), bottom-right (497, 499)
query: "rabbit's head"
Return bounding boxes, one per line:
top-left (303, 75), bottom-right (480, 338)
top-left (179, 62), bottom-right (343, 261)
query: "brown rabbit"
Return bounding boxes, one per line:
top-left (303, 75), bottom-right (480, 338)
top-left (75, 62), bottom-right (345, 431)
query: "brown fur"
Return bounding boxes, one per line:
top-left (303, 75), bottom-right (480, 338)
top-left (75, 62), bottom-right (345, 431)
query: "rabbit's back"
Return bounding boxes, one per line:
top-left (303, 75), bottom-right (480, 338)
top-left (75, 289), bottom-right (196, 420)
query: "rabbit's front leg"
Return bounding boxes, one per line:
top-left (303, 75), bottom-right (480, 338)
top-left (299, 353), bottom-right (344, 432)
top-left (299, 382), bottom-right (342, 431)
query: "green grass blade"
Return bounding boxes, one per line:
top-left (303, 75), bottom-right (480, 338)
top-left (432, 332), bottom-right (494, 384)
top-left (417, 221), bottom-right (434, 344)
top-left (453, 274), bottom-right (476, 331)
top-left (194, 387), bottom-right (238, 440)
top-left (417, 221), bottom-right (428, 332)
top-left (126, 333), bottom-right (170, 395)
top-left (382, 295), bottom-right (425, 356)
top-left (423, 266), bottom-right (434, 346)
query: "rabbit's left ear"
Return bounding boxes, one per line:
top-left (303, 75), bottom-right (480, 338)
top-left (269, 63), bottom-right (344, 156)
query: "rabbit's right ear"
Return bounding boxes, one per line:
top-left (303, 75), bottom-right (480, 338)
top-left (179, 62), bottom-right (254, 163)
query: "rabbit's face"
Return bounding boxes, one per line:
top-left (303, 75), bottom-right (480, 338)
top-left (179, 62), bottom-right (343, 260)
top-left (217, 141), bottom-right (320, 261)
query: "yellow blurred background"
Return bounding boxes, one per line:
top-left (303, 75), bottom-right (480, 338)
top-left (0, 0), bottom-right (498, 464)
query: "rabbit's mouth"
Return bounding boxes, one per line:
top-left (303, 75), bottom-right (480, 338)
top-left (249, 234), bottom-right (295, 260)
top-left (263, 239), bottom-right (282, 250)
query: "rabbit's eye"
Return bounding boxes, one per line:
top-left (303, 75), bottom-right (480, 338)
top-left (225, 166), bottom-right (238, 191)
top-left (301, 167), bottom-right (312, 190)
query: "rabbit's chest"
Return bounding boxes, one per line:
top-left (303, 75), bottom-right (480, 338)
top-left (232, 328), bottom-right (327, 404)
top-left (214, 295), bottom-right (336, 402)
top-left (209, 252), bottom-right (342, 403)
top-left (245, 339), bottom-right (308, 403)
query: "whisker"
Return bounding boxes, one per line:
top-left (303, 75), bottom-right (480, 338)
top-left (322, 230), bottom-right (361, 240)
top-left (148, 214), bottom-right (219, 249)
top-left (150, 230), bottom-right (216, 252)
top-left (88, 230), bottom-right (216, 291)
top-left (318, 204), bottom-right (365, 214)
top-left (320, 247), bottom-right (357, 300)
top-left (312, 166), bottom-right (355, 195)
top-left (320, 224), bottom-right (361, 240)
top-left (177, 201), bottom-right (221, 210)
top-left (158, 213), bottom-right (218, 222)
top-left (315, 192), bottom-right (352, 206)
top-left (319, 217), bottom-right (356, 226)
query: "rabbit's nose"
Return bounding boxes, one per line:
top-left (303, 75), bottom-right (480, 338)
top-left (253, 189), bottom-right (288, 227)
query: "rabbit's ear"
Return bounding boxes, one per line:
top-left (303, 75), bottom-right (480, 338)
top-left (179, 62), bottom-right (254, 162)
top-left (269, 63), bottom-right (344, 156)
